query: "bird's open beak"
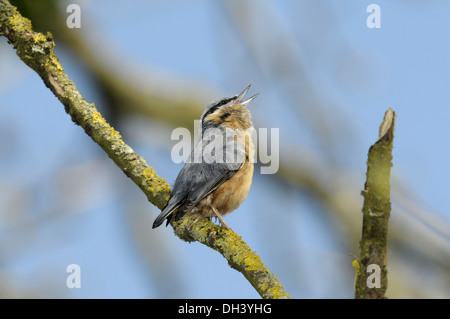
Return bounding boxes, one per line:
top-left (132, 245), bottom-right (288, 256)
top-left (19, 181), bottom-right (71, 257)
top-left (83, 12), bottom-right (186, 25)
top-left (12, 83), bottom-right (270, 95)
top-left (235, 84), bottom-right (258, 107)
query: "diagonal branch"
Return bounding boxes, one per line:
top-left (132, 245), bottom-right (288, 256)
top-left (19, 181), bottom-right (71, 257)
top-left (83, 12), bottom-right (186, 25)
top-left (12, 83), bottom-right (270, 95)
top-left (0, 0), bottom-right (290, 299)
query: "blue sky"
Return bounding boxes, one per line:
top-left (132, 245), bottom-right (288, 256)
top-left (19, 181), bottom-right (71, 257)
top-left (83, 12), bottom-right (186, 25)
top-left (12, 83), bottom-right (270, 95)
top-left (0, 0), bottom-right (449, 298)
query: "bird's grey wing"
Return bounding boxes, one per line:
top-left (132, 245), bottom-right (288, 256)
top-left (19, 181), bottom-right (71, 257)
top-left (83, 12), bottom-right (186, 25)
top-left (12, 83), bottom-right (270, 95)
top-left (175, 129), bottom-right (246, 219)
top-left (152, 129), bottom-right (245, 228)
top-left (152, 161), bottom-right (241, 228)
top-left (173, 161), bottom-right (242, 220)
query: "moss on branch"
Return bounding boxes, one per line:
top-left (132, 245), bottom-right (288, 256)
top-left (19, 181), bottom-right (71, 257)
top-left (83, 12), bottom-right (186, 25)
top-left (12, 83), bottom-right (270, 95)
top-left (173, 215), bottom-right (290, 299)
top-left (354, 108), bottom-right (395, 299)
top-left (0, 1), bottom-right (170, 209)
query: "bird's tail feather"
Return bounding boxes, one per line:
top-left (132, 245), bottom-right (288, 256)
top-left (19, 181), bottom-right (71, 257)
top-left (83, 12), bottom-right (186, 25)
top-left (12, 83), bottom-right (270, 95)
top-left (152, 201), bottom-right (179, 228)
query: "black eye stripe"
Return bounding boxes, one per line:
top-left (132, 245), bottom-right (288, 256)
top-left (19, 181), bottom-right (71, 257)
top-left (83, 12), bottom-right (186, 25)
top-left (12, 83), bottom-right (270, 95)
top-left (203, 96), bottom-right (235, 119)
top-left (220, 112), bottom-right (231, 121)
top-left (217, 97), bottom-right (234, 107)
top-left (203, 106), bottom-right (219, 119)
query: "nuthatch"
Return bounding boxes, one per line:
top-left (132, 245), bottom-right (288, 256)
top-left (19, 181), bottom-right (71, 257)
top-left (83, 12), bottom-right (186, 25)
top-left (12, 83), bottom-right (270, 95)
top-left (152, 85), bottom-right (258, 230)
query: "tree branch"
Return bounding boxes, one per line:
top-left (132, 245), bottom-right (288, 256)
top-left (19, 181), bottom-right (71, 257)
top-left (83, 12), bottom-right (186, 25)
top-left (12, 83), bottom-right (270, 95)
top-left (354, 108), bottom-right (396, 299)
top-left (0, 0), bottom-right (290, 299)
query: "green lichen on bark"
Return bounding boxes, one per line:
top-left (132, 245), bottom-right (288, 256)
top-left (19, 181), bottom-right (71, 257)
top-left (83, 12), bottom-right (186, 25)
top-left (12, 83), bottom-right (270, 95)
top-left (0, 0), bottom-right (289, 299)
top-left (0, 0), bottom-right (171, 209)
top-left (354, 108), bottom-right (395, 299)
top-left (173, 216), bottom-right (291, 299)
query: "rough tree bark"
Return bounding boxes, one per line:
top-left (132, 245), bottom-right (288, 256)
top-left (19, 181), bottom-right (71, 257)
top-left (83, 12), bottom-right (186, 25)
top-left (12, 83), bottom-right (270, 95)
top-left (354, 108), bottom-right (395, 299)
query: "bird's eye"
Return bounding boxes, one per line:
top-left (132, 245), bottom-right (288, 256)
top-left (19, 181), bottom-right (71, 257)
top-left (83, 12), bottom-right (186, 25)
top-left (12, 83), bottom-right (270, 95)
top-left (220, 112), bottom-right (231, 121)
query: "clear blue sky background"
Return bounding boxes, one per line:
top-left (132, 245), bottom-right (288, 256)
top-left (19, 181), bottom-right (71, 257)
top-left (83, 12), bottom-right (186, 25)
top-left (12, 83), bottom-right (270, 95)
top-left (0, 0), bottom-right (449, 298)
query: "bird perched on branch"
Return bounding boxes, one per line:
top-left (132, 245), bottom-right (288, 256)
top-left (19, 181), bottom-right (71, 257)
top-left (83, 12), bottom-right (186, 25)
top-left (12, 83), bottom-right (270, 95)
top-left (153, 85), bottom-right (257, 230)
